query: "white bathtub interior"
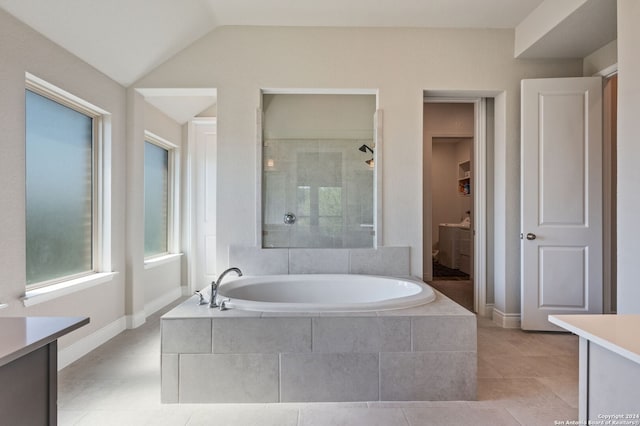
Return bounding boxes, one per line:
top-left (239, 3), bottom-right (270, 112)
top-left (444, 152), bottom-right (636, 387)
top-left (206, 274), bottom-right (436, 312)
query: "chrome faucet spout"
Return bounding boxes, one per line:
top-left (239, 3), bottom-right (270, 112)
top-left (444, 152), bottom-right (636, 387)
top-left (209, 267), bottom-right (243, 308)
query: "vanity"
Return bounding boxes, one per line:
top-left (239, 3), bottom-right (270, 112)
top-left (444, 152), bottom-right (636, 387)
top-left (0, 316), bottom-right (89, 426)
top-left (549, 314), bottom-right (640, 421)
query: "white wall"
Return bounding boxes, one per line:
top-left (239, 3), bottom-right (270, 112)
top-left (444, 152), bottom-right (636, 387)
top-left (0, 9), bottom-right (127, 347)
top-left (0, 10), bottom-right (184, 356)
top-left (142, 102), bottom-right (184, 308)
top-left (583, 39), bottom-right (617, 76)
top-left (263, 94), bottom-right (376, 139)
top-left (134, 26), bottom-right (582, 317)
top-left (125, 93), bottom-right (185, 327)
top-left (514, 0), bottom-right (587, 57)
top-left (616, 0), bottom-right (640, 314)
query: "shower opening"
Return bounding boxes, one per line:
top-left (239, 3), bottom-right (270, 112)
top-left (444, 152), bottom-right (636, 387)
top-left (260, 92), bottom-right (378, 248)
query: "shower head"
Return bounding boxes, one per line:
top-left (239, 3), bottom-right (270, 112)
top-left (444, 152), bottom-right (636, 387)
top-left (358, 144), bottom-right (374, 154)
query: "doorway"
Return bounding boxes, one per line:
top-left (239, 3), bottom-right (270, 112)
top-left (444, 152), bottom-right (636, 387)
top-left (423, 96), bottom-right (490, 315)
top-left (424, 103), bottom-right (475, 311)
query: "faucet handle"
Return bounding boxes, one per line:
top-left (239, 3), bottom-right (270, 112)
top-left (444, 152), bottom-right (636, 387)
top-left (218, 298), bottom-right (231, 311)
top-left (194, 291), bottom-right (207, 305)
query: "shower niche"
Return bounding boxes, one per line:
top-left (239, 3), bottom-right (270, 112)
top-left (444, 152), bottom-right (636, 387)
top-left (261, 92), bottom-right (379, 248)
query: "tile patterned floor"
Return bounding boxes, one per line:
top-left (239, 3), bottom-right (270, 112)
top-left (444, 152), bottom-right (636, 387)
top-left (58, 299), bottom-right (579, 426)
top-left (428, 280), bottom-right (474, 312)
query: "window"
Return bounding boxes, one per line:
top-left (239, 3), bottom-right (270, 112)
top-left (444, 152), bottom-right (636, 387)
top-left (144, 132), bottom-right (178, 259)
top-left (25, 74), bottom-right (110, 288)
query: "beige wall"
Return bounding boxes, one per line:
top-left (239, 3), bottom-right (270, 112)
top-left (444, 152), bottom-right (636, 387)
top-left (0, 10), bottom-right (184, 354)
top-left (455, 138), bottom-right (473, 219)
top-left (125, 91), bottom-right (185, 326)
top-left (0, 9), bottom-right (127, 346)
top-left (431, 141), bottom-right (460, 247)
top-left (583, 39), bottom-right (617, 76)
top-left (142, 102), bottom-right (184, 307)
top-left (136, 26), bottom-right (582, 316)
top-left (430, 138), bottom-right (472, 248)
top-left (263, 94), bottom-right (376, 139)
top-left (616, 0), bottom-right (640, 314)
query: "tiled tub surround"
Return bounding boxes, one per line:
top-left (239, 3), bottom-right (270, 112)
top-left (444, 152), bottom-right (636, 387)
top-left (229, 246), bottom-right (411, 276)
top-left (161, 289), bottom-right (476, 403)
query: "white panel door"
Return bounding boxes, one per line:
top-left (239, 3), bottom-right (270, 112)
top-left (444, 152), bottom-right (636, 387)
top-left (193, 119), bottom-right (217, 291)
top-left (521, 77), bottom-right (603, 331)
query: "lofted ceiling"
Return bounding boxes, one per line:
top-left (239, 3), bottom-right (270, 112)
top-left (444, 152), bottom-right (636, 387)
top-left (1, 0), bottom-right (617, 123)
top-left (1, 0), bottom-right (545, 87)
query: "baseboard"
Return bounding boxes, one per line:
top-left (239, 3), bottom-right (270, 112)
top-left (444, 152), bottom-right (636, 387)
top-left (145, 287), bottom-right (183, 317)
top-left (58, 316), bottom-right (126, 370)
top-left (483, 303), bottom-right (495, 319)
top-left (181, 285), bottom-right (191, 297)
top-left (126, 312), bottom-right (146, 329)
top-left (492, 308), bottom-right (521, 329)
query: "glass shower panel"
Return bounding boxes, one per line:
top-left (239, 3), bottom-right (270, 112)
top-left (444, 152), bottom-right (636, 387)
top-left (262, 139), bottom-right (374, 248)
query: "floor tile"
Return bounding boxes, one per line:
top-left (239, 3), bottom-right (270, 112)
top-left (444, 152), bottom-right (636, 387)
top-left (477, 378), bottom-right (574, 409)
top-left (403, 406), bottom-right (521, 426)
top-left (506, 406), bottom-right (579, 426)
top-left (536, 376), bottom-right (580, 408)
top-left (58, 410), bottom-right (88, 426)
top-left (56, 296), bottom-right (582, 425)
top-left (186, 406), bottom-right (298, 426)
top-left (71, 409), bottom-right (192, 426)
top-left (481, 355), bottom-right (577, 379)
top-left (299, 407), bottom-right (409, 426)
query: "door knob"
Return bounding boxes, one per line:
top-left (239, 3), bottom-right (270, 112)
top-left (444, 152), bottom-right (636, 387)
top-left (526, 233), bottom-right (536, 240)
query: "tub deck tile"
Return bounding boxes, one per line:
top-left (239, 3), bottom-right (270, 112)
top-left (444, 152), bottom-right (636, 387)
top-left (380, 351), bottom-right (477, 401)
top-left (280, 353), bottom-right (379, 402)
top-left (312, 317), bottom-right (411, 353)
top-left (179, 353), bottom-right (279, 403)
top-left (213, 317), bottom-right (311, 354)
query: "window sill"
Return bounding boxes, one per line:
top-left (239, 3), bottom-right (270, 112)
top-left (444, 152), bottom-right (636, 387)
top-left (144, 253), bottom-right (183, 270)
top-left (22, 272), bottom-right (118, 307)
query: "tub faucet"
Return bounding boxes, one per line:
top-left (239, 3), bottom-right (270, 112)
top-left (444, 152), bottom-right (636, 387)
top-left (210, 267), bottom-right (243, 308)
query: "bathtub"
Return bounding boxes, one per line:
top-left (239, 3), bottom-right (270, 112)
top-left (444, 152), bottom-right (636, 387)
top-left (162, 273), bottom-right (476, 403)
top-left (216, 274), bottom-right (436, 312)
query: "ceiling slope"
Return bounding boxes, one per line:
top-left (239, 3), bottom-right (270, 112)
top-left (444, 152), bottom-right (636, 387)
top-left (1, 0), bottom-right (544, 86)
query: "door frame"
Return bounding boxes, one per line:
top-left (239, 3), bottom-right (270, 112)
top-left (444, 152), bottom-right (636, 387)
top-left (596, 64), bottom-right (618, 314)
top-left (424, 95), bottom-right (488, 316)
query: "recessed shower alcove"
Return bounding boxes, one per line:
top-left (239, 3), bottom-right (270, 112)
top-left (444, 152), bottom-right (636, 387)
top-left (260, 92), bottom-right (380, 249)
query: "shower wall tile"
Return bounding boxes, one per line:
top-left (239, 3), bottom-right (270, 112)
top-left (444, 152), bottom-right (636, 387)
top-left (280, 353), bottom-right (379, 402)
top-left (213, 318), bottom-right (311, 353)
top-left (229, 246), bottom-right (288, 275)
top-left (161, 319), bottom-right (212, 354)
top-left (412, 316), bottom-right (477, 352)
top-left (312, 317), bottom-right (410, 353)
top-left (349, 247), bottom-right (410, 276)
top-left (289, 249), bottom-right (349, 274)
top-left (379, 351), bottom-right (476, 401)
top-left (180, 353), bottom-right (279, 403)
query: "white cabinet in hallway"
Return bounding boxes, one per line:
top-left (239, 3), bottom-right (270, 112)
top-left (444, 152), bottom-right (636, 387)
top-left (438, 225), bottom-right (471, 272)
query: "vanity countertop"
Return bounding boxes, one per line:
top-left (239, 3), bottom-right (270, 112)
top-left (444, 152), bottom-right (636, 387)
top-left (0, 317), bottom-right (89, 367)
top-left (549, 314), bottom-right (640, 365)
